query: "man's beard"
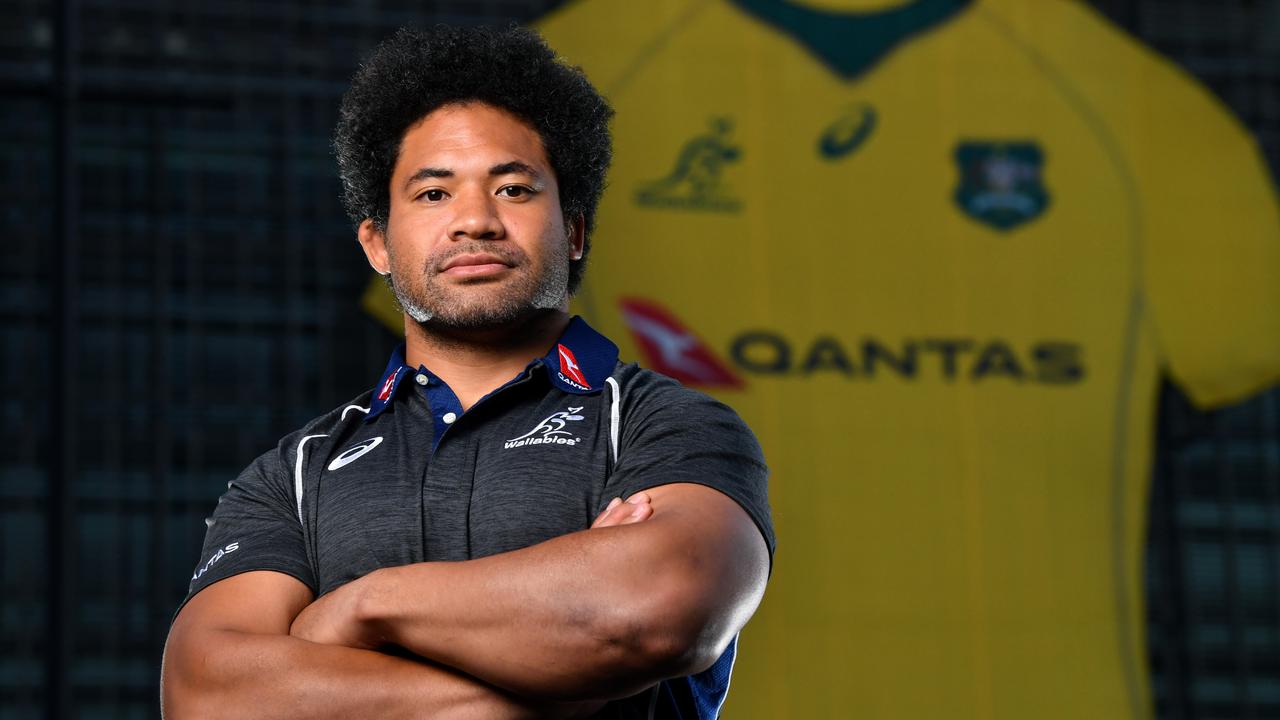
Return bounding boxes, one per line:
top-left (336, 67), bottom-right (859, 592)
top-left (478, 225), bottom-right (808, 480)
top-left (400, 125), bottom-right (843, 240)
top-left (384, 237), bottom-right (571, 331)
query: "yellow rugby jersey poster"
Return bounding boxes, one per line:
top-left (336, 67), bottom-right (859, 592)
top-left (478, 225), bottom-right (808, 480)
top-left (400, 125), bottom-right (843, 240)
top-left (366, 1), bottom-right (1280, 717)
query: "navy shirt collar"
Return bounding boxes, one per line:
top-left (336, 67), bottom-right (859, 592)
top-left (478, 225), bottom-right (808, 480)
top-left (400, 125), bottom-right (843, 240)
top-left (366, 345), bottom-right (413, 420)
top-left (543, 315), bottom-right (619, 394)
top-left (365, 316), bottom-right (619, 422)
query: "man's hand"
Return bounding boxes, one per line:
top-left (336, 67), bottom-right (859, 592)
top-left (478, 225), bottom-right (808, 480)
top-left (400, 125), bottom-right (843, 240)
top-left (291, 492), bottom-right (655, 650)
top-left (591, 491), bottom-right (653, 528)
top-left (290, 576), bottom-right (380, 650)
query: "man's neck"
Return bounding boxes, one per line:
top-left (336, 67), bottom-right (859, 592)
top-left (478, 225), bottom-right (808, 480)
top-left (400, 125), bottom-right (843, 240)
top-left (403, 310), bottom-right (572, 411)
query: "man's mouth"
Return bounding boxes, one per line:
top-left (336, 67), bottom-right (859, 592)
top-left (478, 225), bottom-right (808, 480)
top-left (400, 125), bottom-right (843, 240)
top-left (439, 253), bottom-right (514, 278)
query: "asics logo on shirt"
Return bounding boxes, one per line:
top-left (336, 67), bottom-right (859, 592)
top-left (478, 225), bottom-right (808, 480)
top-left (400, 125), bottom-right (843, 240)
top-left (327, 437), bottom-right (384, 471)
top-left (818, 104), bottom-right (877, 160)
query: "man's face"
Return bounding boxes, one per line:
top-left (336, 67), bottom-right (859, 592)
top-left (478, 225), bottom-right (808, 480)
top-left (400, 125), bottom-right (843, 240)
top-left (364, 102), bottom-right (582, 330)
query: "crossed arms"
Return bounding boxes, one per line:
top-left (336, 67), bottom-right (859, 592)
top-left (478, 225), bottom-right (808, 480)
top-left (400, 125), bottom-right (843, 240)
top-left (161, 483), bottom-right (770, 719)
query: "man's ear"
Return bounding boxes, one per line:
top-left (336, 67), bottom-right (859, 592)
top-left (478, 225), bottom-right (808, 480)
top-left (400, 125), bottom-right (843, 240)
top-left (568, 214), bottom-right (586, 261)
top-left (357, 219), bottom-right (391, 274)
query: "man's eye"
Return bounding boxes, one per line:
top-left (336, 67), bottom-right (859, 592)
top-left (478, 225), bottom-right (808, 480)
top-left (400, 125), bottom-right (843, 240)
top-left (420, 189), bottom-right (447, 202)
top-left (498, 185), bottom-right (533, 199)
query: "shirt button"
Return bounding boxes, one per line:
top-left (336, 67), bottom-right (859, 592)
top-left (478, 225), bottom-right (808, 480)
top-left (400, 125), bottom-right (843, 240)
top-left (415, 373), bottom-right (428, 385)
top-left (442, 412), bottom-right (457, 424)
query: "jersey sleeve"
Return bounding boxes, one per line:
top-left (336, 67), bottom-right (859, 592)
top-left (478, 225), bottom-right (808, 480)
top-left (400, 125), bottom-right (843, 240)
top-left (1133, 68), bottom-right (1280, 407)
top-left (605, 369), bottom-right (776, 558)
top-left (180, 442), bottom-right (317, 610)
top-left (1005, 0), bottom-right (1280, 408)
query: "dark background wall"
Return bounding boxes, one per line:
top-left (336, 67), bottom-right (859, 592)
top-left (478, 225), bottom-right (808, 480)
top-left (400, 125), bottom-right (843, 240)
top-left (0, 1), bottom-right (1276, 718)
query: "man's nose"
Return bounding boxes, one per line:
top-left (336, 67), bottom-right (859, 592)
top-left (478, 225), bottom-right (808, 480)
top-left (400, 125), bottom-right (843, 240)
top-left (449, 190), bottom-right (505, 241)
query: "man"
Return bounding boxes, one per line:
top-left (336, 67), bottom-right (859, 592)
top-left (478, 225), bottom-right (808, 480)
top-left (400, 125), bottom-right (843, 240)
top-left (161, 24), bottom-right (774, 720)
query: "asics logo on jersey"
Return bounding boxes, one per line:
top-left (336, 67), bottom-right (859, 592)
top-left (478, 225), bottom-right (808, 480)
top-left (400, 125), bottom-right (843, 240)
top-left (819, 104), bottom-right (877, 160)
top-left (505, 407), bottom-right (585, 449)
top-left (327, 437), bottom-right (384, 471)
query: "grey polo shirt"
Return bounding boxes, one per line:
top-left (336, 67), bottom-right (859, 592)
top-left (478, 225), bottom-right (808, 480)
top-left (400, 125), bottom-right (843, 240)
top-left (183, 316), bottom-right (774, 719)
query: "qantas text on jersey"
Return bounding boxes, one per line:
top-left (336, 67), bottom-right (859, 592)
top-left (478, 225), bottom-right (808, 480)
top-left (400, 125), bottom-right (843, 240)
top-left (619, 297), bottom-right (1083, 385)
top-left (729, 331), bottom-right (1084, 384)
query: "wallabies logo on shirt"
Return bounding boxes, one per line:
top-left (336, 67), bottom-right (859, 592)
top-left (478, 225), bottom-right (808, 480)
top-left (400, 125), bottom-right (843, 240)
top-left (635, 117), bottom-right (743, 212)
top-left (505, 407), bottom-right (587, 449)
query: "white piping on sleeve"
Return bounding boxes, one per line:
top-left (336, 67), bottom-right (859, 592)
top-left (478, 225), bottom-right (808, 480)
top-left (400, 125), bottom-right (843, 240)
top-left (605, 376), bottom-right (621, 464)
top-left (341, 404), bottom-right (370, 421)
top-left (295, 434), bottom-right (328, 524)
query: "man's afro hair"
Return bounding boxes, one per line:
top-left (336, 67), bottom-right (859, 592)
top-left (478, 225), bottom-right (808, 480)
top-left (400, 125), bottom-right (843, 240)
top-left (334, 25), bottom-right (614, 294)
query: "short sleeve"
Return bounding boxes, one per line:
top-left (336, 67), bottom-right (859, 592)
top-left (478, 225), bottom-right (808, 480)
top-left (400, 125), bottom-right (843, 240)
top-left (180, 445), bottom-right (317, 611)
top-left (606, 369), bottom-right (775, 558)
top-left (1002, 0), bottom-right (1280, 408)
top-left (1129, 52), bottom-right (1280, 407)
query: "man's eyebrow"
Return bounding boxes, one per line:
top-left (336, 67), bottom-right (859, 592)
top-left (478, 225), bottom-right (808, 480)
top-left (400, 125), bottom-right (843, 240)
top-left (403, 167), bottom-right (453, 190)
top-left (402, 162), bottom-right (540, 191)
top-left (489, 161), bottom-right (540, 178)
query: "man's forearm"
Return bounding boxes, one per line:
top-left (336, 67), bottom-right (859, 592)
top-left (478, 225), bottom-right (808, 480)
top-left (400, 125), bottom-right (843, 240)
top-left (362, 527), bottom-right (685, 700)
top-left (335, 485), bottom-right (768, 700)
top-left (162, 626), bottom-right (598, 720)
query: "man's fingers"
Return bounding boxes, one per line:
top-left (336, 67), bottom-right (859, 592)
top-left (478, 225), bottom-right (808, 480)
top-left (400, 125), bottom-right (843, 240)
top-left (591, 494), bottom-right (653, 528)
top-left (619, 501), bottom-right (653, 525)
top-left (591, 497), bottom-right (623, 528)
